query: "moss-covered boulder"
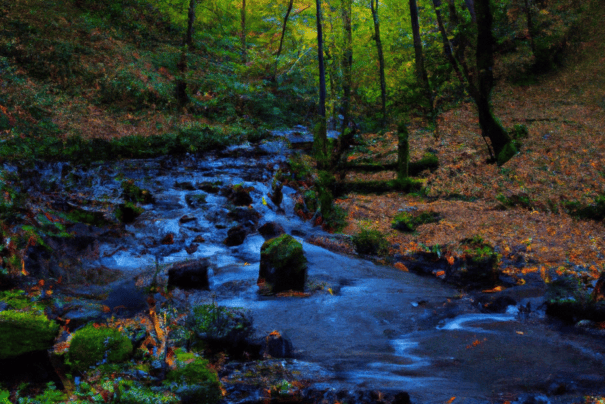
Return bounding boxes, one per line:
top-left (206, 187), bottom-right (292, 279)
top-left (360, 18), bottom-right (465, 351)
top-left (545, 275), bottom-right (605, 323)
top-left (352, 229), bottom-right (389, 256)
top-left (0, 311), bottom-right (59, 359)
top-left (188, 304), bottom-right (253, 355)
top-left (68, 324), bottom-right (133, 372)
top-left (164, 349), bottom-right (222, 404)
top-left (258, 234), bottom-right (307, 294)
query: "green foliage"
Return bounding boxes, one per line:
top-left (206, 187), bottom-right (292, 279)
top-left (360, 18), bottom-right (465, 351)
top-left (565, 194), bottom-right (605, 221)
top-left (352, 229), bottom-right (389, 256)
top-left (288, 154), bottom-right (314, 182)
top-left (68, 324), bottom-right (133, 372)
top-left (391, 211), bottom-right (440, 232)
top-left (322, 205), bottom-right (348, 233)
top-left (0, 389), bottom-right (9, 404)
top-left (0, 311), bottom-right (59, 359)
top-left (116, 381), bottom-right (179, 404)
top-left (461, 235), bottom-right (499, 264)
top-left (164, 349), bottom-right (221, 404)
top-left (17, 382), bottom-right (66, 404)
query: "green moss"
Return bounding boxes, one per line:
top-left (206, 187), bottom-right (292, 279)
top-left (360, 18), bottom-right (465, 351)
top-left (65, 208), bottom-right (112, 227)
top-left (565, 194), bottom-right (605, 221)
top-left (116, 381), bottom-right (179, 404)
top-left (352, 229), bottom-right (390, 256)
top-left (333, 178), bottom-right (423, 197)
top-left (121, 179), bottom-right (153, 204)
top-left (461, 236), bottom-right (499, 264)
top-left (18, 382), bottom-right (66, 404)
top-left (0, 311), bottom-right (59, 359)
top-left (164, 349), bottom-right (222, 404)
top-left (391, 211), bottom-right (440, 232)
top-left (115, 202), bottom-right (145, 223)
top-left (68, 324), bottom-right (132, 372)
top-left (496, 141), bottom-right (518, 166)
top-left (262, 234), bottom-right (307, 271)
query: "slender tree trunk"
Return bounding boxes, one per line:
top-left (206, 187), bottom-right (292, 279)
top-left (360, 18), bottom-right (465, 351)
top-left (341, 0), bottom-right (353, 138)
top-left (272, 0), bottom-right (294, 81)
top-left (397, 123), bottom-right (410, 180)
top-left (409, 0), bottom-right (438, 139)
top-left (474, 0), bottom-right (512, 163)
top-left (370, 0), bottom-right (387, 127)
top-left (177, 0), bottom-right (196, 107)
top-left (315, 0), bottom-right (328, 168)
top-left (524, 0), bottom-right (536, 54)
top-left (431, 0), bottom-right (465, 84)
top-left (241, 0), bottom-right (247, 64)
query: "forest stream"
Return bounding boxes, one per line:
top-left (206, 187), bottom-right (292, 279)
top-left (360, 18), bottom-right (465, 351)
top-left (16, 127), bottom-right (605, 404)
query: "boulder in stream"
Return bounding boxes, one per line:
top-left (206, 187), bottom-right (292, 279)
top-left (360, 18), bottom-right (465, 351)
top-left (224, 224), bottom-right (252, 247)
top-left (258, 234), bottom-right (307, 294)
top-left (222, 184), bottom-right (253, 206)
top-left (168, 259), bottom-right (211, 290)
top-left (260, 330), bottom-right (293, 358)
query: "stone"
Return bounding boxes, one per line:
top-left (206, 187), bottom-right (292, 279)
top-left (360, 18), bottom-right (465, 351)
top-left (223, 185), bottom-right (253, 206)
top-left (185, 243), bottom-right (199, 254)
top-left (269, 181), bottom-right (283, 207)
top-left (227, 207), bottom-right (260, 228)
top-left (161, 233), bottom-right (175, 245)
top-left (193, 235), bottom-right (205, 243)
top-left (258, 234), bottom-right (307, 294)
top-left (185, 193), bottom-right (207, 208)
top-left (179, 215), bottom-right (196, 224)
top-left (591, 271), bottom-right (605, 303)
top-left (224, 225), bottom-right (251, 247)
top-left (174, 181), bottom-right (196, 191)
top-left (168, 259), bottom-right (211, 290)
top-left (476, 295), bottom-right (517, 313)
top-left (197, 181), bottom-right (221, 194)
top-left (0, 311), bottom-right (59, 359)
top-left (260, 330), bottom-right (293, 358)
top-left (258, 222), bottom-right (285, 239)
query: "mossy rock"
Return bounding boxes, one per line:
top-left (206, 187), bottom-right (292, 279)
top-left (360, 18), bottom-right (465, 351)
top-left (391, 211), bottom-right (440, 232)
top-left (258, 234), bottom-right (307, 294)
top-left (121, 179), bottom-right (154, 204)
top-left (0, 311), bottom-right (59, 359)
top-left (164, 349), bottom-right (222, 404)
top-left (115, 202), bottom-right (144, 223)
top-left (453, 236), bottom-right (500, 288)
top-left (544, 276), bottom-right (605, 323)
top-left (117, 380), bottom-right (179, 404)
top-left (352, 229), bottom-right (390, 256)
top-left (68, 324), bottom-right (133, 372)
top-left (188, 304), bottom-right (253, 354)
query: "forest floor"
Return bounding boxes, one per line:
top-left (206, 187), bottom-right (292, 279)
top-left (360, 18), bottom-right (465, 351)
top-left (329, 20), bottom-right (605, 289)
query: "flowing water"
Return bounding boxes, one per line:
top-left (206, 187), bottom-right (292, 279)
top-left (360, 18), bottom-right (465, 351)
top-left (28, 128), bottom-right (605, 403)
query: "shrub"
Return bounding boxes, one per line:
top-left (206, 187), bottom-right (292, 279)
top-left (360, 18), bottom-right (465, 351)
top-left (189, 304), bottom-right (253, 348)
top-left (352, 229), bottom-right (390, 256)
top-left (565, 194), bottom-right (605, 222)
top-left (164, 349), bottom-right (222, 404)
top-left (68, 324), bottom-right (133, 372)
top-left (0, 311), bottom-right (59, 358)
top-left (116, 381), bottom-right (179, 404)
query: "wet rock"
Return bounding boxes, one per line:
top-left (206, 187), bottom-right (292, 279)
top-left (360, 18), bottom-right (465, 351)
top-left (168, 259), bottom-right (211, 290)
top-left (185, 193), bottom-right (207, 208)
top-left (116, 202), bottom-right (144, 223)
top-left (258, 222), bottom-right (285, 239)
top-left (193, 235), bottom-right (205, 243)
top-left (102, 280), bottom-right (147, 316)
top-left (63, 302), bottom-right (107, 329)
top-left (161, 233), bottom-right (175, 245)
top-left (0, 302), bottom-right (7, 311)
top-left (258, 234), bottom-right (307, 295)
top-left (0, 350), bottom-right (64, 391)
top-left (189, 304), bottom-right (254, 357)
top-left (260, 330), bottom-right (293, 358)
top-left (476, 295), bottom-right (517, 313)
top-left (590, 271), bottom-right (605, 303)
top-left (228, 207), bottom-right (261, 228)
top-left (269, 181), bottom-right (283, 207)
top-left (174, 181), bottom-right (196, 191)
top-left (198, 181), bottom-right (222, 194)
top-left (185, 243), bottom-right (199, 254)
top-left (302, 388), bottom-right (411, 404)
top-left (179, 215), bottom-right (196, 224)
top-left (224, 225), bottom-right (251, 247)
top-left (222, 184), bottom-right (253, 206)
top-left (544, 276), bottom-right (605, 322)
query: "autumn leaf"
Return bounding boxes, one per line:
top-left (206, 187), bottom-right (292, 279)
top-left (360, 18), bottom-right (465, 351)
top-left (445, 397), bottom-right (456, 404)
top-left (394, 262), bottom-right (409, 272)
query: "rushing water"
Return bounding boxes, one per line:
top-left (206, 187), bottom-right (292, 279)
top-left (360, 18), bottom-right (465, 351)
top-left (27, 129), bottom-right (605, 403)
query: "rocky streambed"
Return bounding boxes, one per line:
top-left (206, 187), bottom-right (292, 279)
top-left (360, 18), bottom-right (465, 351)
top-left (6, 127), bottom-right (605, 403)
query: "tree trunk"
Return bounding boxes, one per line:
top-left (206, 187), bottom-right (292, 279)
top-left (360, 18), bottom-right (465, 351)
top-left (176, 0), bottom-right (197, 108)
top-left (370, 0), bottom-right (387, 127)
top-left (341, 0), bottom-right (353, 139)
top-left (397, 123), bottom-right (410, 180)
top-left (315, 0), bottom-right (328, 169)
top-left (524, 0), bottom-right (536, 55)
top-left (409, 0), bottom-right (437, 139)
top-left (241, 0), bottom-right (247, 64)
top-left (272, 0), bottom-right (294, 81)
top-left (431, 0), bottom-right (465, 84)
top-left (474, 0), bottom-right (513, 163)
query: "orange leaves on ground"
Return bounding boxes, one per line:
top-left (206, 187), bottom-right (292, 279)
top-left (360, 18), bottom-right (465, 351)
top-left (102, 305), bottom-right (111, 313)
top-left (165, 347), bottom-right (176, 368)
top-left (275, 291), bottom-right (310, 298)
top-left (481, 286), bottom-right (506, 293)
top-left (445, 397), bottom-right (456, 404)
top-left (394, 262), bottom-right (408, 272)
top-left (466, 338), bottom-right (486, 349)
top-left (269, 330), bottom-right (281, 338)
top-left (446, 255), bottom-right (455, 266)
top-left (434, 270), bottom-right (446, 277)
